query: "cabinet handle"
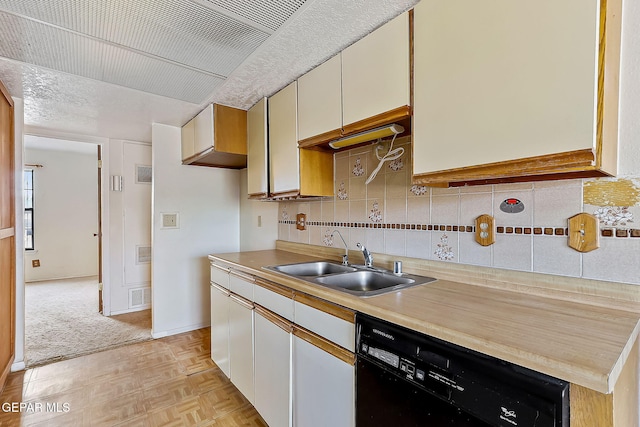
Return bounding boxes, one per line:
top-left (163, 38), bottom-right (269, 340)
top-left (210, 281), bottom-right (230, 296)
top-left (255, 304), bottom-right (293, 333)
top-left (230, 293), bottom-right (254, 310)
top-left (293, 325), bottom-right (355, 366)
top-left (229, 269), bottom-right (255, 283)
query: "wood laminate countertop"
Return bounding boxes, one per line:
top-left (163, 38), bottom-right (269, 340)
top-left (208, 245), bottom-right (640, 395)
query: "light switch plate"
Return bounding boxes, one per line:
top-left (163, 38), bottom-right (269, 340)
top-left (161, 212), bottom-right (179, 229)
top-left (568, 212), bottom-right (599, 252)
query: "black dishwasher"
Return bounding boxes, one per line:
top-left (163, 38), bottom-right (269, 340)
top-left (356, 314), bottom-right (569, 427)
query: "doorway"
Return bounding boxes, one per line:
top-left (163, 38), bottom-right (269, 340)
top-left (22, 135), bottom-right (152, 366)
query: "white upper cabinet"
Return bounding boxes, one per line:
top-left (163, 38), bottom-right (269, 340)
top-left (269, 82), bottom-right (300, 196)
top-left (342, 11), bottom-right (410, 129)
top-left (247, 98), bottom-right (269, 198)
top-left (297, 54), bottom-right (343, 144)
top-left (412, 0), bottom-right (622, 186)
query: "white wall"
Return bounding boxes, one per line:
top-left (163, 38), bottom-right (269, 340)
top-left (151, 123), bottom-right (240, 338)
top-left (23, 147), bottom-right (98, 282)
top-left (239, 169), bottom-right (278, 251)
top-left (108, 140), bottom-right (152, 315)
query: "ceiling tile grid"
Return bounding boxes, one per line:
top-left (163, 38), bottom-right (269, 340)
top-left (0, 0), bottom-right (270, 76)
top-left (204, 0), bottom-right (308, 31)
top-left (0, 10), bottom-right (224, 103)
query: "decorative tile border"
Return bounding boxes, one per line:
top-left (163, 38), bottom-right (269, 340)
top-left (279, 220), bottom-right (640, 239)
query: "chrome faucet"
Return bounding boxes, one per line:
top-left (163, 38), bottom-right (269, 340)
top-left (331, 230), bottom-right (349, 265)
top-left (356, 243), bottom-right (373, 268)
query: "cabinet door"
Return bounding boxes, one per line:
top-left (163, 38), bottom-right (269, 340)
top-left (269, 82), bottom-right (300, 196)
top-left (293, 330), bottom-right (355, 427)
top-left (210, 283), bottom-right (230, 377)
top-left (194, 104), bottom-right (214, 155)
top-left (297, 54), bottom-right (343, 145)
top-left (412, 0), bottom-right (619, 185)
top-left (341, 11), bottom-right (410, 129)
top-left (181, 118), bottom-right (196, 161)
top-left (255, 308), bottom-right (291, 427)
top-left (229, 294), bottom-right (255, 404)
top-left (247, 98), bottom-right (269, 198)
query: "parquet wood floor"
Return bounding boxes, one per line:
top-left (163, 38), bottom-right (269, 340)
top-left (0, 328), bottom-right (267, 427)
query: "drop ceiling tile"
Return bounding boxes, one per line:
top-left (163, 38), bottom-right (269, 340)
top-left (0, 0), bottom-right (269, 76)
top-left (204, 0), bottom-right (308, 31)
top-left (0, 10), bottom-right (223, 103)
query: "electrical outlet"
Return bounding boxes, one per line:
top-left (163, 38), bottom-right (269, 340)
top-left (296, 213), bottom-right (307, 231)
top-left (32, 259), bottom-right (40, 268)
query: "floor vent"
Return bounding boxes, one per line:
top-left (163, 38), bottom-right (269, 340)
top-left (129, 287), bottom-right (151, 309)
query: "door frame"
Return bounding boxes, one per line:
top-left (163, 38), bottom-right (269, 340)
top-left (1, 79), bottom-right (16, 386)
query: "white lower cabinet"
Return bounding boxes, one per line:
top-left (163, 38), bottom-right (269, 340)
top-left (209, 261), bottom-right (355, 426)
top-left (210, 282), bottom-right (230, 377)
top-left (229, 293), bottom-right (255, 405)
top-left (255, 306), bottom-right (292, 427)
top-left (293, 328), bottom-right (355, 427)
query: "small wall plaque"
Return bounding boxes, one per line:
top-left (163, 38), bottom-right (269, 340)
top-left (500, 198), bottom-right (524, 214)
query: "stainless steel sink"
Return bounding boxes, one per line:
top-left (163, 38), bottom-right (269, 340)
top-left (315, 270), bottom-right (435, 297)
top-left (264, 261), bottom-right (436, 297)
top-left (269, 261), bottom-right (357, 276)
top-left (316, 270), bottom-right (413, 291)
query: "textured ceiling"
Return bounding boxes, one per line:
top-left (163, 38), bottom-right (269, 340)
top-left (0, 0), bottom-right (418, 142)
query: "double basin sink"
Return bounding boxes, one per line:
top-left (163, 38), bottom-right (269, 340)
top-left (264, 261), bottom-right (436, 297)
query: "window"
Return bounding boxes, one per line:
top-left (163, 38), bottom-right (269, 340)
top-left (24, 169), bottom-right (34, 250)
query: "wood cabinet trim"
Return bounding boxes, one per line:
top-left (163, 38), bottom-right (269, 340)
top-left (412, 149), bottom-right (597, 186)
top-left (298, 128), bottom-right (343, 149)
top-left (248, 192), bottom-right (268, 200)
top-left (270, 190), bottom-right (301, 199)
top-left (229, 269), bottom-right (255, 283)
top-left (230, 292), bottom-right (254, 309)
top-left (342, 105), bottom-right (411, 136)
top-left (255, 278), bottom-right (294, 299)
top-left (299, 149), bottom-right (334, 197)
top-left (210, 281), bottom-right (230, 295)
top-left (293, 325), bottom-right (355, 365)
top-left (255, 304), bottom-right (293, 333)
top-left (213, 104), bottom-right (248, 155)
top-left (294, 292), bottom-right (355, 324)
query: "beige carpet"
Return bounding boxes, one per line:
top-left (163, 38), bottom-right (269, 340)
top-left (25, 277), bottom-right (152, 367)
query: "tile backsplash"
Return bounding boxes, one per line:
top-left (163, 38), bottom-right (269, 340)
top-left (278, 138), bottom-right (640, 286)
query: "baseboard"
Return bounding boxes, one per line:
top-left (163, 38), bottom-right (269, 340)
top-left (110, 306), bottom-right (151, 316)
top-left (1, 355), bottom-right (14, 390)
top-left (11, 360), bottom-right (25, 372)
top-left (25, 274), bottom-right (99, 283)
top-left (151, 321), bottom-right (210, 339)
